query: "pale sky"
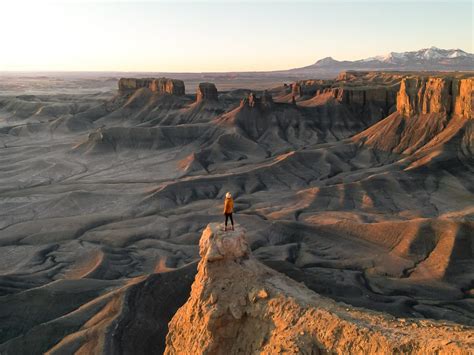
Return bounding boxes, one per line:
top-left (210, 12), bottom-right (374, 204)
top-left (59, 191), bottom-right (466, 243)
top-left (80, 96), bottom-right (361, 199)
top-left (1, 0), bottom-right (472, 72)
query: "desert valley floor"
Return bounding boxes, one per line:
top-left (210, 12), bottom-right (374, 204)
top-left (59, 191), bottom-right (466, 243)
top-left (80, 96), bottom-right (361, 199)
top-left (0, 71), bottom-right (473, 353)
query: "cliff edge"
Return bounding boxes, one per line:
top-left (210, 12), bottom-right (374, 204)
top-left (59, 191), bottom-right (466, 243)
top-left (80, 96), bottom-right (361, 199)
top-left (118, 78), bottom-right (185, 96)
top-left (164, 223), bottom-right (473, 354)
top-left (352, 74), bottom-right (473, 155)
top-left (397, 76), bottom-right (472, 118)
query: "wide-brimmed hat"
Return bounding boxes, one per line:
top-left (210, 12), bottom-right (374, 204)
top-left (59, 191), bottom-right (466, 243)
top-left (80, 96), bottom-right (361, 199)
top-left (225, 192), bottom-right (232, 198)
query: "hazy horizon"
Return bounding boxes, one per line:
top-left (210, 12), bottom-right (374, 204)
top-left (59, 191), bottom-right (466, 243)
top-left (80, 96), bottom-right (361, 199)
top-left (2, 0), bottom-right (472, 72)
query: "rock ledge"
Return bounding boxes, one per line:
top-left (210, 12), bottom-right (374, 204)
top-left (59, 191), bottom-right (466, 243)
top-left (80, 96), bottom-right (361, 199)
top-left (199, 223), bottom-right (249, 262)
top-left (165, 224), bottom-right (474, 354)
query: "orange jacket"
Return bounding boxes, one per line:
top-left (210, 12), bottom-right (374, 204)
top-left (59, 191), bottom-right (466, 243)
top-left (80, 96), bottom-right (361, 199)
top-left (223, 197), bottom-right (234, 214)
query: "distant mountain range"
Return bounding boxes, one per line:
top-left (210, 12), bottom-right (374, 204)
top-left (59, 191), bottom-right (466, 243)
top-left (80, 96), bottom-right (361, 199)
top-left (287, 47), bottom-right (474, 77)
top-left (1, 47), bottom-right (471, 85)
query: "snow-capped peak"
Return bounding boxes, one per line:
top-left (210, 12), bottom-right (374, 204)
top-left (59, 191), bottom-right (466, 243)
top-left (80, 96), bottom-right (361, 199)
top-left (362, 47), bottom-right (472, 64)
top-left (307, 47), bottom-right (473, 71)
top-left (363, 51), bottom-right (407, 63)
top-left (448, 49), bottom-right (469, 58)
top-left (420, 47), bottom-right (443, 59)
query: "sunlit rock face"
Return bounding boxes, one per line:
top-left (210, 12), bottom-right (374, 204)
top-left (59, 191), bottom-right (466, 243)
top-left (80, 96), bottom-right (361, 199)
top-left (352, 74), bottom-right (473, 155)
top-left (397, 77), bottom-right (451, 116)
top-left (196, 82), bottom-right (218, 102)
top-left (453, 78), bottom-right (473, 118)
top-left (199, 223), bottom-right (249, 262)
top-left (397, 77), bottom-right (473, 118)
top-left (293, 73), bottom-right (471, 125)
top-left (164, 224), bottom-right (474, 355)
top-left (118, 78), bottom-right (185, 95)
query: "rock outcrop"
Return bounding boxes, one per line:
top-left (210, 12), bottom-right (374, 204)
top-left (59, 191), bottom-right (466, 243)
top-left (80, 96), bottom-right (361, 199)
top-left (292, 79), bottom-right (333, 97)
top-left (397, 77), bottom-right (451, 116)
top-left (353, 75), bottom-right (473, 155)
top-left (196, 82), bottom-right (218, 102)
top-left (332, 86), bottom-right (398, 122)
top-left (292, 76), bottom-right (399, 123)
top-left (198, 224), bottom-right (249, 261)
top-left (293, 73), bottom-right (472, 124)
top-left (396, 76), bottom-right (473, 118)
top-left (260, 90), bottom-right (274, 109)
top-left (165, 223), bottom-right (473, 354)
top-left (453, 78), bottom-right (473, 118)
top-left (118, 78), bottom-right (185, 96)
top-left (240, 91), bottom-right (274, 110)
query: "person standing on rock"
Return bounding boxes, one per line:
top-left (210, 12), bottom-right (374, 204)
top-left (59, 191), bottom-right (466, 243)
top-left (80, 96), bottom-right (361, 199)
top-left (223, 192), bottom-right (234, 231)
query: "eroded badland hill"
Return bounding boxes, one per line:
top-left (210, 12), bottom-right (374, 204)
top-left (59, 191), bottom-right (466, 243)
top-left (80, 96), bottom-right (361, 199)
top-left (0, 71), bottom-right (473, 353)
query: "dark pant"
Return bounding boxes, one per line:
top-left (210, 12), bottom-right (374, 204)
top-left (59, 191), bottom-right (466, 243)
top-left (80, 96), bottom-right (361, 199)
top-left (225, 213), bottom-right (234, 227)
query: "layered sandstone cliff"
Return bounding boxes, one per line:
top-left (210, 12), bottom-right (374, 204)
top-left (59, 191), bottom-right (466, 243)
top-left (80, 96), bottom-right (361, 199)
top-left (453, 78), bottom-right (473, 118)
top-left (353, 74), bottom-right (473, 155)
top-left (294, 73), bottom-right (472, 125)
top-left (118, 78), bottom-right (185, 96)
top-left (292, 79), bottom-right (333, 97)
top-left (397, 76), bottom-right (472, 118)
top-left (293, 76), bottom-right (399, 123)
top-left (332, 86), bottom-right (398, 120)
top-left (164, 223), bottom-right (473, 355)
